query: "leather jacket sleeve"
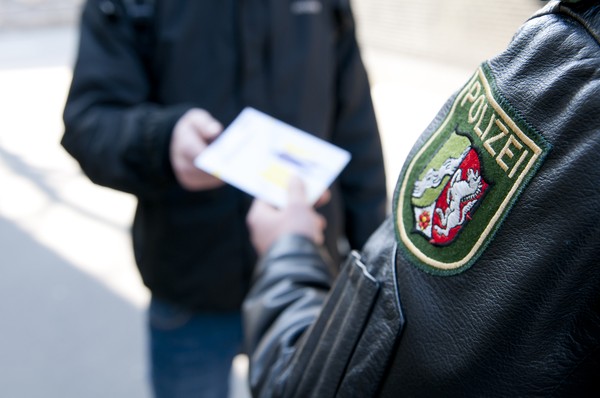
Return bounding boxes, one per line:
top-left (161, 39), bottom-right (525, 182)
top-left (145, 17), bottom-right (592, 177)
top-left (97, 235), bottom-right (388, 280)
top-left (243, 221), bottom-right (403, 398)
top-left (243, 235), bottom-right (333, 397)
top-left (243, 1), bottom-right (600, 396)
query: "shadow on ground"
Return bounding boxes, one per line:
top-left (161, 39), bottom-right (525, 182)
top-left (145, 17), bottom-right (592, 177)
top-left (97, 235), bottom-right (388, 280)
top-left (0, 216), bottom-right (150, 398)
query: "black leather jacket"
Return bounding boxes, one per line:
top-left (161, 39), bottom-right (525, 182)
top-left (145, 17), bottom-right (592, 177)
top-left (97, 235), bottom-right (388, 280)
top-left (62, 0), bottom-right (387, 311)
top-left (243, 1), bottom-right (600, 396)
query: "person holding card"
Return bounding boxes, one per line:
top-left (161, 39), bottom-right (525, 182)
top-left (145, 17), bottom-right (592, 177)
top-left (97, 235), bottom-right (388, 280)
top-left (243, 1), bottom-right (600, 396)
top-left (61, 0), bottom-right (388, 397)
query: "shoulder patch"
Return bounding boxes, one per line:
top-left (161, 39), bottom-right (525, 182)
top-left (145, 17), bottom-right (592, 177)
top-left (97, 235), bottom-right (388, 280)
top-left (393, 64), bottom-right (550, 275)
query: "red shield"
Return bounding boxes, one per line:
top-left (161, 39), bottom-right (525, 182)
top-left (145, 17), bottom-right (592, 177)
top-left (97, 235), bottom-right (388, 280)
top-left (430, 149), bottom-right (488, 245)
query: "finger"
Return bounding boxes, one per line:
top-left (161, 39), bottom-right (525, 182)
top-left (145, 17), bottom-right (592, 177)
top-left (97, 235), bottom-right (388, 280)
top-left (314, 215), bottom-right (326, 245)
top-left (247, 199), bottom-right (275, 226)
top-left (183, 129), bottom-right (206, 159)
top-left (314, 189), bottom-right (331, 208)
top-left (200, 119), bottom-right (223, 142)
top-left (318, 214), bottom-right (327, 231)
top-left (188, 109), bottom-right (223, 141)
top-left (314, 231), bottom-right (324, 246)
top-left (287, 175), bottom-right (307, 206)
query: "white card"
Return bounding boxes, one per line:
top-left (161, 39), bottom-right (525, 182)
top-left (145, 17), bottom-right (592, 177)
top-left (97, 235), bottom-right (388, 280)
top-left (194, 107), bottom-right (351, 208)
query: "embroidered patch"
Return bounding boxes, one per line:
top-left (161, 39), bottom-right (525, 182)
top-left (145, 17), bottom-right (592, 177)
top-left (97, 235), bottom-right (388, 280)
top-left (393, 64), bottom-right (550, 275)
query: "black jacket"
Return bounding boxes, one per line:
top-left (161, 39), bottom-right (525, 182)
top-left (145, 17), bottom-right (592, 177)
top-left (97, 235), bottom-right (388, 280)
top-left (61, 0), bottom-right (387, 311)
top-left (243, 1), bottom-right (600, 396)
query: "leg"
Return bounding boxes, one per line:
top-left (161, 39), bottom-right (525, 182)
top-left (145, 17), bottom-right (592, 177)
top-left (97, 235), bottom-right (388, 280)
top-left (148, 297), bottom-right (243, 398)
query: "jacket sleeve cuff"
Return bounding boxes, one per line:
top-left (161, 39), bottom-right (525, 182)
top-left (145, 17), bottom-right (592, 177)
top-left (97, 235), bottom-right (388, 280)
top-left (139, 104), bottom-right (191, 185)
top-left (254, 234), bottom-right (333, 279)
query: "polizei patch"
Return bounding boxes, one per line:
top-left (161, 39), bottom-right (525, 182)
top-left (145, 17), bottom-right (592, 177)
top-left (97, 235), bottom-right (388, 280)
top-left (393, 64), bottom-right (550, 275)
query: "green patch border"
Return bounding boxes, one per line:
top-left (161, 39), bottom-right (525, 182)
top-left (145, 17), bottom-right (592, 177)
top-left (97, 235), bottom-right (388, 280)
top-left (393, 63), bottom-right (551, 276)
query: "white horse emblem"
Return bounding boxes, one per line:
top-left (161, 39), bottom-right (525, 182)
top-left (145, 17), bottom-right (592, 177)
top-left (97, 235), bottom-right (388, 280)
top-left (434, 168), bottom-right (483, 237)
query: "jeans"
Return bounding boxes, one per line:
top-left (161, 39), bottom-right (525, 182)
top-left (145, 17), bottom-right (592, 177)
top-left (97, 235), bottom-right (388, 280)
top-left (148, 297), bottom-right (243, 398)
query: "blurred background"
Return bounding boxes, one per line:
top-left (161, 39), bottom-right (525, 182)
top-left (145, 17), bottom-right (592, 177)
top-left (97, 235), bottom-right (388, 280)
top-left (0, 0), bottom-right (542, 397)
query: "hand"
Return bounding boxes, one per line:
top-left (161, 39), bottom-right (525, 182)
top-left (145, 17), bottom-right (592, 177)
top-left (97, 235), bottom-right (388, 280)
top-left (170, 108), bottom-right (225, 190)
top-left (246, 176), bottom-right (329, 256)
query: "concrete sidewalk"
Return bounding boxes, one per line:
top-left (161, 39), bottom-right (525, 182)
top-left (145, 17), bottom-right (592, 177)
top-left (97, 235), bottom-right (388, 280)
top-left (0, 23), bottom-right (471, 398)
top-left (0, 25), bottom-right (150, 398)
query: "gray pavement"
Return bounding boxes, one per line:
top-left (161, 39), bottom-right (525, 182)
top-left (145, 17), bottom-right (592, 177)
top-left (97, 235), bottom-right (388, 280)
top-left (0, 20), bottom-right (473, 398)
top-left (0, 24), bottom-right (151, 398)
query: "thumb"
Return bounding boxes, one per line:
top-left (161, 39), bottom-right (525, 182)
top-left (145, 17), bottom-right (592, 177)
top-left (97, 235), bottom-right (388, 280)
top-left (188, 109), bottom-right (223, 142)
top-left (287, 175), bottom-right (307, 207)
top-left (201, 119), bottom-right (223, 141)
